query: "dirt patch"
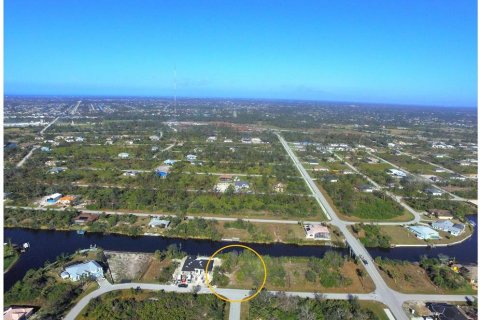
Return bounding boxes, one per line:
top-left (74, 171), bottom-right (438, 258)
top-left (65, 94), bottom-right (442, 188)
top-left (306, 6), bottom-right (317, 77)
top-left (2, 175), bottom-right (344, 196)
top-left (105, 251), bottom-right (152, 283)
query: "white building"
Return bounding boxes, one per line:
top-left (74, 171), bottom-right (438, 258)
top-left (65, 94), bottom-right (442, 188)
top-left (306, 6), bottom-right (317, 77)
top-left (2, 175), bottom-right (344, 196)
top-left (118, 152), bottom-right (129, 159)
top-left (387, 168), bottom-right (407, 178)
top-left (303, 224), bottom-right (331, 240)
top-left (60, 260), bottom-right (103, 281)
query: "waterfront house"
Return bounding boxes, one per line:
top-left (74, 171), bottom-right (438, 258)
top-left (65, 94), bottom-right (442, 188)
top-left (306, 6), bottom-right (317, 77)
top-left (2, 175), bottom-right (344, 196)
top-left (3, 306), bottom-right (35, 320)
top-left (148, 217), bottom-right (170, 228)
top-left (427, 209), bottom-right (453, 220)
top-left (73, 212), bottom-right (99, 224)
top-left (60, 260), bottom-right (103, 281)
top-left (431, 220), bottom-right (465, 236)
top-left (303, 224), bottom-right (331, 240)
top-left (406, 225), bottom-right (441, 240)
top-left (181, 256), bottom-right (214, 276)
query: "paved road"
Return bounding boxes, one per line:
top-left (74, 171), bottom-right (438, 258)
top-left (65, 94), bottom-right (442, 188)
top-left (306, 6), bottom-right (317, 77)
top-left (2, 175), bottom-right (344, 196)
top-left (5, 205), bottom-right (304, 225)
top-left (39, 116), bottom-right (60, 135)
top-left (16, 146), bottom-right (39, 168)
top-left (63, 281), bottom-right (474, 320)
top-left (15, 116), bottom-right (61, 168)
top-left (276, 133), bottom-right (409, 320)
top-left (332, 153), bottom-right (421, 225)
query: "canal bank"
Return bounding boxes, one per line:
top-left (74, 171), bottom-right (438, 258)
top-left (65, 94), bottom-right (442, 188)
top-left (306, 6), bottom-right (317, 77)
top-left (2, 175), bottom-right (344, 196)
top-left (4, 215), bottom-right (477, 291)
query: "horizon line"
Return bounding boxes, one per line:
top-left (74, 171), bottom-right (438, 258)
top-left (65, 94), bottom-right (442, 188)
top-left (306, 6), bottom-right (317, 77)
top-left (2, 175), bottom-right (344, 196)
top-left (4, 93), bottom-right (477, 109)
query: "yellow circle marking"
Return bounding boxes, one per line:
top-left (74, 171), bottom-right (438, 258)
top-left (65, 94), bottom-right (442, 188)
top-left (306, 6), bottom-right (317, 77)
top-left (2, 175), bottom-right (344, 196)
top-left (204, 244), bottom-right (267, 303)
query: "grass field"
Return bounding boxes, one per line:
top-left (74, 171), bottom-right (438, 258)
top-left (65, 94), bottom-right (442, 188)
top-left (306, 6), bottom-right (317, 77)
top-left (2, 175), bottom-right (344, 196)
top-left (377, 261), bottom-right (476, 295)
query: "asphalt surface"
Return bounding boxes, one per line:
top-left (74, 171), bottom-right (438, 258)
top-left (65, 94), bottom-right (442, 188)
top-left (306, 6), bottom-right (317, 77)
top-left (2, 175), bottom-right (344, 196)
top-left (276, 133), bottom-right (409, 320)
top-left (63, 281), bottom-right (474, 320)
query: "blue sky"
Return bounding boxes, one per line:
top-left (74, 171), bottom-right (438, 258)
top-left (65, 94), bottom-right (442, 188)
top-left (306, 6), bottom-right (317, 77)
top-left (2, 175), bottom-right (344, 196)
top-left (5, 0), bottom-right (478, 106)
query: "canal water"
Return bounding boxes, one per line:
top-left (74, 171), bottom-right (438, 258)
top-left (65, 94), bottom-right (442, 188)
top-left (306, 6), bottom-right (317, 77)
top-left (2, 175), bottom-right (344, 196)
top-left (4, 215), bottom-right (477, 291)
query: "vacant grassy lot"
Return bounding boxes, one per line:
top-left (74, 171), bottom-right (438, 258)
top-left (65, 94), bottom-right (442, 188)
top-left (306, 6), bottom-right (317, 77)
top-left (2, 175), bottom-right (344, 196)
top-left (376, 259), bottom-right (475, 295)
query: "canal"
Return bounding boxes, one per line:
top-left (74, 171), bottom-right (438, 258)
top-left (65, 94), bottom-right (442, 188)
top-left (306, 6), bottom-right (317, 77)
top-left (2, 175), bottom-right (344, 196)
top-left (4, 215), bottom-right (477, 291)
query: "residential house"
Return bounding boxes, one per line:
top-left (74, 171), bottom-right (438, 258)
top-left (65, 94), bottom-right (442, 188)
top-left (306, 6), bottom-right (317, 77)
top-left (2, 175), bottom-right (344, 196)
top-left (118, 152), bottom-right (129, 159)
top-left (123, 170), bottom-right (140, 177)
top-left (3, 307), bottom-right (35, 320)
top-left (251, 138), bottom-right (262, 144)
top-left (323, 175), bottom-right (338, 183)
top-left (431, 220), bottom-right (465, 236)
top-left (303, 224), bottom-right (331, 240)
top-left (427, 209), bottom-right (453, 220)
top-left (45, 160), bottom-right (57, 167)
top-left (313, 166), bottom-right (329, 172)
top-left (151, 146), bottom-right (159, 152)
top-left (58, 195), bottom-right (77, 206)
top-left (219, 175), bottom-right (233, 183)
top-left (163, 159), bottom-right (176, 166)
top-left (155, 165), bottom-right (170, 177)
top-left (45, 193), bottom-right (62, 204)
top-left (214, 182), bottom-right (232, 193)
top-left (148, 217), bottom-right (170, 228)
top-left (407, 225), bottom-right (441, 240)
top-left (75, 137), bottom-right (85, 142)
top-left (387, 168), bottom-right (407, 178)
top-left (223, 139), bottom-right (233, 143)
top-left (273, 183), bottom-right (285, 193)
top-left (186, 154), bottom-right (197, 161)
top-left (181, 256), bottom-right (214, 276)
top-left (206, 136), bottom-right (217, 142)
top-left (48, 167), bottom-right (66, 174)
top-left (60, 260), bottom-right (103, 281)
top-left (425, 187), bottom-right (443, 197)
top-left (427, 303), bottom-right (469, 320)
top-left (40, 146), bottom-right (51, 152)
top-left (73, 212), bottom-right (99, 224)
top-left (149, 135), bottom-right (161, 141)
top-left (235, 181), bottom-right (250, 192)
top-left (358, 184), bottom-right (375, 193)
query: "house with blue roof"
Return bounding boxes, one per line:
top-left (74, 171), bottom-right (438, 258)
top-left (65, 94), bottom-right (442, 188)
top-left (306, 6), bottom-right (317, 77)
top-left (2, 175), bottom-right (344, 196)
top-left (431, 220), bottom-right (466, 237)
top-left (60, 260), bottom-right (103, 281)
top-left (407, 225), bottom-right (441, 240)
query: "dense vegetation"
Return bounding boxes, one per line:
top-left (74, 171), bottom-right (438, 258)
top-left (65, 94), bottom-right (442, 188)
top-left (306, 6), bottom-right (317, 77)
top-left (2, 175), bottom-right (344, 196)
top-left (420, 257), bottom-right (470, 290)
top-left (321, 174), bottom-right (403, 220)
top-left (352, 224), bottom-right (392, 248)
top-left (303, 252), bottom-right (353, 287)
top-left (248, 291), bottom-right (381, 320)
top-left (4, 240), bottom-right (19, 271)
top-left (80, 290), bottom-right (226, 320)
top-left (212, 250), bottom-right (355, 290)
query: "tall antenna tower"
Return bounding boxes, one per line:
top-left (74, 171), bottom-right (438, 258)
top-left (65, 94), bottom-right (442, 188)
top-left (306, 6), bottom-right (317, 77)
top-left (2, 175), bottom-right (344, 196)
top-left (174, 65), bottom-right (177, 111)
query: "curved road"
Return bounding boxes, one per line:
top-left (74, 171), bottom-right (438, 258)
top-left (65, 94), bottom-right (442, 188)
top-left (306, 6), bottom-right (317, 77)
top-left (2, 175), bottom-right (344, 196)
top-left (64, 281), bottom-right (474, 320)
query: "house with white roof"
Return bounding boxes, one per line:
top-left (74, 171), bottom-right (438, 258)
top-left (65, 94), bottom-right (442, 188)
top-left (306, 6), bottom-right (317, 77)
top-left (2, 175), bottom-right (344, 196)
top-left (407, 225), bottom-right (441, 240)
top-left (303, 224), bottom-right (331, 240)
top-left (387, 168), bottom-right (407, 178)
top-left (148, 217), bottom-right (170, 228)
top-left (431, 220), bottom-right (465, 236)
top-left (60, 260), bottom-right (103, 281)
